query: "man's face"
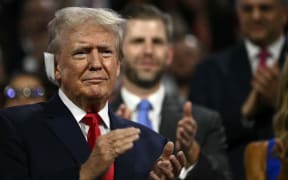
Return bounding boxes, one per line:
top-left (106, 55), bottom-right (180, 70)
top-left (122, 19), bottom-right (172, 88)
top-left (237, 0), bottom-right (286, 46)
top-left (170, 37), bottom-right (202, 82)
top-left (55, 24), bottom-right (120, 105)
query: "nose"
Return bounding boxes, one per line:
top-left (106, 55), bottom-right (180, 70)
top-left (88, 49), bottom-right (102, 70)
top-left (251, 8), bottom-right (261, 20)
top-left (144, 40), bottom-right (153, 55)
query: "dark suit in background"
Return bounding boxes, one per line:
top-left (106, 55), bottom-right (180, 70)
top-left (110, 91), bottom-right (231, 180)
top-left (188, 41), bottom-right (287, 180)
top-left (0, 95), bottom-right (167, 180)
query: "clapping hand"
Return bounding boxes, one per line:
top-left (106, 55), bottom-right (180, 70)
top-left (150, 142), bottom-right (186, 180)
top-left (253, 62), bottom-right (280, 109)
top-left (176, 101), bottom-right (200, 167)
top-left (242, 63), bottom-right (281, 119)
top-left (80, 127), bottom-right (140, 179)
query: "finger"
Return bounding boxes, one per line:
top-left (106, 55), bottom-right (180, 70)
top-left (124, 107), bottom-right (132, 120)
top-left (177, 132), bottom-right (192, 148)
top-left (101, 128), bottom-right (140, 156)
top-left (157, 160), bottom-right (174, 179)
top-left (111, 133), bottom-right (140, 157)
top-left (177, 150), bottom-right (187, 167)
top-left (175, 140), bottom-right (180, 152)
top-left (183, 101), bottom-right (192, 118)
top-left (270, 62), bottom-right (281, 77)
top-left (178, 126), bottom-right (193, 143)
top-left (115, 104), bottom-right (125, 116)
top-left (149, 171), bottom-right (160, 180)
top-left (170, 155), bottom-right (182, 176)
top-left (253, 69), bottom-right (270, 88)
top-left (178, 118), bottom-right (197, 135)
top-left (161, 141), bottom-right (174, 160)
top-left (107, 127), bottom-right (140, 141)
top-left (116, 104), bottom-right (131, 119)
top-left (252, 79), bottom-right (268, 95)
top-left (178, 119), bottom-right (196, 143)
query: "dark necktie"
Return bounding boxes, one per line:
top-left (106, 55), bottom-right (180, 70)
top-left (258, 49), bottom-right (269, 69)
top-left (81, 113), bottom-right (114, 180)
top-left (137, 99), bottom-right (153, 129)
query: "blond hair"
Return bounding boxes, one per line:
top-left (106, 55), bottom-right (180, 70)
top-left (273, 55), bottom-right (288, 139)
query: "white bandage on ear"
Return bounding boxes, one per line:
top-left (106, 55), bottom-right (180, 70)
top-left (44, 52), bottom-right (59, 86)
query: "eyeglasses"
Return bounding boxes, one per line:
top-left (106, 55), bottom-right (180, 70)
top-left (4, 86), bottom-right (45, 99)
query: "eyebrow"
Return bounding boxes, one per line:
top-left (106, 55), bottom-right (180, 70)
top-left (73, 42), bottom-right (114, 49)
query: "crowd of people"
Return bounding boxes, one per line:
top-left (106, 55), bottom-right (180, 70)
top-left (1, 0), bottom-right (288, 180)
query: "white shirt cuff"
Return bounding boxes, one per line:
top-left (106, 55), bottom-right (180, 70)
top-left (178, 161), bottom-right (197, 179)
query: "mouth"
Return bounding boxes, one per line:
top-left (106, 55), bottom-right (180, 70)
top-left (82, 77), bottom-right (108, 84)
top-left (138, 60), bottom-right (156, 69)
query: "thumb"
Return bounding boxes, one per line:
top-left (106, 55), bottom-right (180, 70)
top-left (116, 104), bottom-right (125, 116)
top-left (161, 141), bottom-right (174, 160)
top-left (183, 101), bottom-right (192, 118)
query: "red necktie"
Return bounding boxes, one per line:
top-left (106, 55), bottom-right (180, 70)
top-left (258, 49), bottom-right (269, 69)
top-left (81, 113), bottom-right (114, 180)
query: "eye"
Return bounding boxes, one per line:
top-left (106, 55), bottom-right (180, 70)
top-left (241, 5), bottom-right (253, 13)
top-left (72, 49), bottom-right (88, 59)
top-left (153, 38), bottom-right (165, 46)
top-left (259, 4), bottom-right (273, 12)
top-left (131, 38), bottom-right (144, 45)
top-left (99, 47), bottom-right (113, 58)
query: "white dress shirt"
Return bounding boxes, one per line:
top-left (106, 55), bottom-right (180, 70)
top-left (58, 89), bottom-right (111, 139)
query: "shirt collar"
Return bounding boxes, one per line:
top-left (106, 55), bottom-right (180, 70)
top-left (58, 89), bottom-right (110, 128)
top-left (245, 35), bottom-right (285, 61)
top-left (121, 84), bottom-right (165, 113)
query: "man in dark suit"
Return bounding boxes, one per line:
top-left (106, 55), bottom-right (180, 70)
top-left (0, 7), bottom-right (186, 180)
top-left (109, 4), bottom-right (231, 180)
top-left (188, 0), bottom-right (288, 179)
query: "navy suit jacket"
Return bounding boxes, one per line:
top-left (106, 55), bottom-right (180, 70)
top-left (188, 41), bottom-right (288, 180)
top-left (0, 95), bottom-right (167, 180)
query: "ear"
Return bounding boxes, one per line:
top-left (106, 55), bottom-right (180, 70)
top-left (55, 60), bottom-right (61, 81)
top-left (166, 46), bottom-right (174, 66)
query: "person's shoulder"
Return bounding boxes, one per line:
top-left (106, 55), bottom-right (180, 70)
top-left (198, 44), bottom-right (245, 71)
top-left (192, 104), bottom-right (218, 116)
top-left (0, 103), bottom-right (45, 123)
top-left (245, 140), bottom-right (268, 158)
top-left (192, 104), bottom-right (222, 123)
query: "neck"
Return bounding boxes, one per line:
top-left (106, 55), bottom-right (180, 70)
top-left (123, 77), bottom-right (161, 99)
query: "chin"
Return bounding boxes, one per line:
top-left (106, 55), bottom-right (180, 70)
top-left (248, 35), bottom-right (267, 45)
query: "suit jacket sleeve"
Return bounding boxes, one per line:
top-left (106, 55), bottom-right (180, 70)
top-left (185, 110), bottom-right (232, 180)
top-left (0, 110), bottom-right (80, 180)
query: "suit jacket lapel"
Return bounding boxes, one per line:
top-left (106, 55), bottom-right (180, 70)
top-left (159, 94), bottom-right (182, 143)
top-left (43, 95), bottom-right (90, 165)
